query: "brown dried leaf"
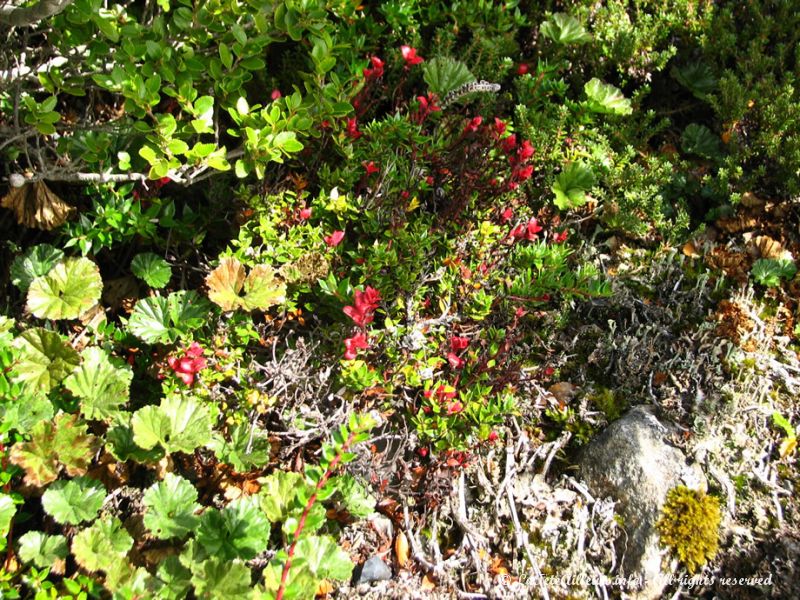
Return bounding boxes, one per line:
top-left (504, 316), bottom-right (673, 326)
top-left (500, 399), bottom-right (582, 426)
top-left (715, 214), bottom-right (758, 234)
top-left (740, 191), bottom-right (765, 208)
top-left (0, 181), bottom-right (75, 230)
top-left (748, 235), bottom-right (785, 260)
top-left (682, 240), bottom-right (701, 258)
top-left (206, 257), bottom-right (247, 311)
top-left (395, 532), bottom-right (410, 568)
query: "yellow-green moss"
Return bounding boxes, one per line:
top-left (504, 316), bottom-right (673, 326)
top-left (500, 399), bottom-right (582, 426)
top-left (657, 486), bottom-right (720, 574)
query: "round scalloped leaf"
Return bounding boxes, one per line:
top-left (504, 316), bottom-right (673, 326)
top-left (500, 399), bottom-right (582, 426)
top-left (540, 13), bottom-right (592, 45)
top-left (131, 253), bottom-right (172, 289)
top-left (17, 531), bottom-right (69, 572)
top-left (242, 265), bottom-right (286, 311)
top-left (143, 473), bottom-right (200, 540)
top-left (10, 244), bottom-right (64, 293)
top-left (64, 347), bottom-right (133, 420)
top-left (0, 495), bottom-right (16, 542)
top-left (26, 257), bottom-right (102, 320)
top-left (583, 78), bottom-right (633, 115)
top-left (72, 516), bottom-right (133, 573)
top-left (206, 257), bottom-right (247, 311)
top-left (11, 328), bottom-right (80, 392)
top-left (41, 477), bottom-right (106, 525)
top-left (552, 162), bottom-right (596, 210)
top-left (196, 497), bottom-right (270, 560)
top-left (127, 291), bottom-right (210, 344)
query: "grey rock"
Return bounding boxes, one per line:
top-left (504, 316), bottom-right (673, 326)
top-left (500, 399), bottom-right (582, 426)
top-left (357, 556), bottom-right (392, 584)
top-left (578, 405), bottom-right (706, 599)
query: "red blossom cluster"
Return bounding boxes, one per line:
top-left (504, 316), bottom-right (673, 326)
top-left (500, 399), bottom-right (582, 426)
top-left (414, 93), bottom-right (441, 124)
top-left (346, 117), bottom-right (362, 140)
top-left (463, 116), bottom-right (483, 134)
top-left (343, 286), bottom-right (381, 328)
top-left (363, 160), bottom-right (380, 175)
top-left (447, 335), bottom-right (469, 369)
top-left (343, 331), bottom-right (369, 360)
top-left (424, 384), bottom-right (463, 415)
top-left (363, 56), bottom-right (385, 80)
top-left (509, 217), bottom-right (543, 242)
top-left (167, 342), bottom-right (206, 386)
top-left (324, 230), bottom-right (345, 247)
top-left (401, 45), bottom-right (424, 67)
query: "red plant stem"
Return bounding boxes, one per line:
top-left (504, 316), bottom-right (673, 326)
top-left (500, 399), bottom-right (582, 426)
top-left (274, 431), bottom-right (358, 600)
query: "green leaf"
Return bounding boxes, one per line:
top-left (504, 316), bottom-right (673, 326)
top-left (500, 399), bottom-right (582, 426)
top-left (191, 559), bottom-right (253, 600)
top-left (672, 62), bottom-right (716, 100)
top-left (107, 416), bottom-right (165, 463)
top-left (143, 473), bottom-right (200, 539)
top-left (132, 395), bottom-right (213, 454)
top-left (10, 244), bottom-right (64, 293)
top-left (17, 531), bottom-right (69, 570)
top-left (64, 347), bottom-right (133, 420)
top-left (26, 257), bottom-right (103, 320)
top-left (751, 258), bottom-right (797, 287)
top-left (72, 516), bottom-right (133, 572)
top-left (41, 477), bottom-right (106, 525)
top-left (127, 291), bottom-right (210, 344)
top-left (152, 556), bottom-right (192, 600)
top-left (335, 474), bottom-right (375, 518)
top-left (0, 388), bottom-right (53, 433)
top-left (422, 57), bottom-right (475, 97)
top-left (131, 405), bottom-right (171, 451)
top-left (681, 123), bottom-right (722, 159)
top-left (259, 471), bottom-right (303, 522)
top-left (540, 13), bottom-right (591, 45)
top-left (0, 495), bottom-right (16, 542)
top-left (11, 328), bottom-right (79, 392)
top-left (552, 162), bottom-right (595, 210)
top-left (210, 423), bottom-right (273, 472)
top-left (294, 535), bottom-right (354, 581)
top-left (10, 413), bottom-right (98, 486)
top-left (131, 252), bottom-right (172, 289)
top-left (196, 497), bottom-right (270, 560)
top-left (583, 79), bottom-right (632, 115)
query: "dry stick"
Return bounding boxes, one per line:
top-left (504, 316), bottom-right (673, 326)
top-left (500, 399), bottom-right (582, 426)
top-left (502, 429), bottom-right (550, 600)
top-left (274, 430), bottom-right (357, 600)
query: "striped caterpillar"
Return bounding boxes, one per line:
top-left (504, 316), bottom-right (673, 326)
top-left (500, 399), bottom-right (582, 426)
top-left (441, 80), bottom-right (501, 109)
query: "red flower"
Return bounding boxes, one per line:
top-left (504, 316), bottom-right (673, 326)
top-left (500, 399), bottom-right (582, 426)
top-left (363, 160), bottom-right (380, 175)
top-left (343, 332), bottom-right (370, 360)
top-left (271, 89), bottom-right (282, 100)
top-left (513, 164), bottom-right (534, 182)
top-left (517, 63), bottom-right (529, 75)
top-left (510, 217), bottom-right (543, 241)
top-left (363, 56), bottom-right (385, 79)
top-left (415, 93), bottom-right (441, 123)
top-left (493, 118), bottom-right (506, 136)
top-left (500, 207), bottom-right (514, 223)
top-left (552, 229), bottom-right (568, 243)
top-left (324, 230), bottom-right (345, 247)
top-left (167, 342), bottom-right (207, 386)
top-left (446, 401), bottom-right (464, 415)
top-left (500, 134), bottom-right (517, 155)
top-left (298, 207), bottom-right (312, 220)
top-left (447, 352), bottom-right (465, 369)
top-left (345, 117), bottom-right (362, 140)
top-left (425, 175), bottom-right (434, 186)
top-left (343, 286), bottom-right (381, 327)
top-left (401, 45), bottom-right (424, 66)
top-left (488, 430), bottom-right (499, 442)
top-left (517, 140), bottom-right (535, 161)
top-left (450, 336), bottom-right (469, 351)
top-left (464, 116), bottom-right (483, 134)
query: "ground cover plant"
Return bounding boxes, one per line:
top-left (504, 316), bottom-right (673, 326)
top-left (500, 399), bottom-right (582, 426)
top-left (1, 0), bottom-right (800, 598)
